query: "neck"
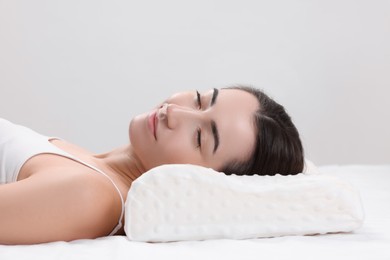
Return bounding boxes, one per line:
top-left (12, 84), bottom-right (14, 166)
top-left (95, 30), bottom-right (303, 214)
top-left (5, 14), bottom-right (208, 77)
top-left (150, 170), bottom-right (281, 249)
top-left (95, 144), bottom-right (145, 186)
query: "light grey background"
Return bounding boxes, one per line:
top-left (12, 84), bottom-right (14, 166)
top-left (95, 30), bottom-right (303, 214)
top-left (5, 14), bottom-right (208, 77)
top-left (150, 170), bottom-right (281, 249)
top-left (0, 0), bottom-right (389, 166)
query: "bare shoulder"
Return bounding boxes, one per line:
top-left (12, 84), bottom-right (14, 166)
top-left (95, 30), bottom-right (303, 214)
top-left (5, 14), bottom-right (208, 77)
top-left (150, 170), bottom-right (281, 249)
top-left (67, 173), bottom-right (122, 234)
top-left (0, 171), bottom-right (121, 244)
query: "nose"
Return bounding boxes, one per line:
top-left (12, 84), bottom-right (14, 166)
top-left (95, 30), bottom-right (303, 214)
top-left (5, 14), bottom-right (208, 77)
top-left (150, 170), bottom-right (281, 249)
top-left (157, 103), bottom-right (169, 121)
top-left (159, 103), bottom-right (201, 129)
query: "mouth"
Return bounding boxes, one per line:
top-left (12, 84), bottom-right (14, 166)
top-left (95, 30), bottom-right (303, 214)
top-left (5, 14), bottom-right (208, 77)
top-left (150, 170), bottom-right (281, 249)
top-left (148, 110), bottom-right (158, 140)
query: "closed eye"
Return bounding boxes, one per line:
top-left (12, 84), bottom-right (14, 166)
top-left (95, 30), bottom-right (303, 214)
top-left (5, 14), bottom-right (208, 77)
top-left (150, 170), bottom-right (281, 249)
top-left (196, 128), bottom-right (202, 149)
top-left (196, 90), bottom-right (202, 109)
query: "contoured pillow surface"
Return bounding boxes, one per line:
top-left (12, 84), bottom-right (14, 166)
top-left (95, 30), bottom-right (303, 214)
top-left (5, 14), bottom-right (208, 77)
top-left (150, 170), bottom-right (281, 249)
top-left (125, 164), bottom-right (364, 242)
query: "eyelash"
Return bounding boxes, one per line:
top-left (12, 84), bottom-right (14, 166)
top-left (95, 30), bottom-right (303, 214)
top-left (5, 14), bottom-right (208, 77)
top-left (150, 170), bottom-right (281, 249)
top-left (196, 90), bottom-right (202, 109)
top-left (196, 128), bottom-right (202, 149)
top-left (195, 90), bottom-right (202, 149)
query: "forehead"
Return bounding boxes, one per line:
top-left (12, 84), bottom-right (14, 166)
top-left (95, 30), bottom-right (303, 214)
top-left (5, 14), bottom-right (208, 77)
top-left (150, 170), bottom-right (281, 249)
top-left (212, 88), bottom-right (259, 164)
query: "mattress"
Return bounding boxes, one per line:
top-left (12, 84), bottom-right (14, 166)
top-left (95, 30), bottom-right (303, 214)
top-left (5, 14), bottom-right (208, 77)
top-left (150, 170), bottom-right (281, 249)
top-left (1, 164), bottom-right (389, 260)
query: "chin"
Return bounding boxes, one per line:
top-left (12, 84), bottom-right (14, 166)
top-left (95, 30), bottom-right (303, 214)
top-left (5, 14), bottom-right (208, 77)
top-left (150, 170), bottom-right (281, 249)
top-left (128, 118), bottom-right (135, 141)
top-left (128, 116), bottom-right (142, 145)
top-left (128, 114), bottom-right (151, 162)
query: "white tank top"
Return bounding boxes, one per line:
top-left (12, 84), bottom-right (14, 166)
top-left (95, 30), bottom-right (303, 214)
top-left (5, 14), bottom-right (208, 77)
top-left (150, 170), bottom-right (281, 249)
top-left (0, 118), bottom-right (124, 236)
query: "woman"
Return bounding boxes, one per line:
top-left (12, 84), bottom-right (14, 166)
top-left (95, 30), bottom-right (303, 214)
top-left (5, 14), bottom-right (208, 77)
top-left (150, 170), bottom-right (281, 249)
top-left (0, 86), bottom-right (304, 244)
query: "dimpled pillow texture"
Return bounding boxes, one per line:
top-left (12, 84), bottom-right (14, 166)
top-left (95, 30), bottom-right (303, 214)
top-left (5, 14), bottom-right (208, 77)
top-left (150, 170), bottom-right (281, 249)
top-left (124, 164), bottom-right (364, 242)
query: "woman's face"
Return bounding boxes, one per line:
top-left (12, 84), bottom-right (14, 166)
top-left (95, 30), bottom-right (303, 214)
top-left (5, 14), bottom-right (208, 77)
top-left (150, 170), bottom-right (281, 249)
top-left (129, 88), bottom-right (259, 172)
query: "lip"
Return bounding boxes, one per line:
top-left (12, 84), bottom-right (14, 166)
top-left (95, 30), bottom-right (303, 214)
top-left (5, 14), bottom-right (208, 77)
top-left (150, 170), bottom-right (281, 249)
top-left (148, 110), bottom-right (158, 140)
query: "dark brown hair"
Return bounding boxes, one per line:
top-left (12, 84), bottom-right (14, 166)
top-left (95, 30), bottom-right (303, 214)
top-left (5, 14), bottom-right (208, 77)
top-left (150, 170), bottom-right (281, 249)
top-left (222, 86), bottom-right (304, 176)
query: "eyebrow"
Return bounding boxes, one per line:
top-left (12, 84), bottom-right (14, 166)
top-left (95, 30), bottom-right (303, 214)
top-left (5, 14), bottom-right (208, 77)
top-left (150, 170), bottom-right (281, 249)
top-left (209, 88), bottom-right (220, 154)
top-left (210, 88), bottom-right (219, 106)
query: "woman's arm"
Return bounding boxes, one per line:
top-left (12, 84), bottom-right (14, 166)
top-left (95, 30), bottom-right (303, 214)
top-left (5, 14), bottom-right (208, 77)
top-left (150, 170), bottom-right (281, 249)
top-left (0, 172), bottom-right (118, 245)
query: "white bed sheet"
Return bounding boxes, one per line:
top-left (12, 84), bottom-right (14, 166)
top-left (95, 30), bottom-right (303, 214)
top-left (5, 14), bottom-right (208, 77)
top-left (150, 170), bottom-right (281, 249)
top-left (1, 165), bottom-right (389, 260)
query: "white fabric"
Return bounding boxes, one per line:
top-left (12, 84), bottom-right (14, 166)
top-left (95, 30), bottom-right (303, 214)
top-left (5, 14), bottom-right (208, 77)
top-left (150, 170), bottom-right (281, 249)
top-left (0, 165), bottom-right (389, 259)
top-left (0, 118), bottom-right (57, 184)
top-left (125, 164), bottom-right (363, 242)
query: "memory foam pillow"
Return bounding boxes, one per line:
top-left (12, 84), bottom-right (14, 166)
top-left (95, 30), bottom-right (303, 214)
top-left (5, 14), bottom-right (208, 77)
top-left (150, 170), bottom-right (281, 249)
top-left (125, 164), bottom-right (364, 242)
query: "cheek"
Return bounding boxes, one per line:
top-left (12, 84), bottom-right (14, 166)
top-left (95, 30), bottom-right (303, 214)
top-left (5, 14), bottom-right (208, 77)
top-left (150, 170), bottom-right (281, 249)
top-left (160, 140), bottom-right (189, 162)
top-left (130, 117), bottom-right (202, 168)
top-left (166, 92), bottom-right (193, 107)
top-left (157, 137), bottom-right (201, 165)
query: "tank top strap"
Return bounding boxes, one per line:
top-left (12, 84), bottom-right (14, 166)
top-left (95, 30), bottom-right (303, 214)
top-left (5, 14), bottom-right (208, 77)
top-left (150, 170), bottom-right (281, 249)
top-left (47, 138), bottom-right (125, 236)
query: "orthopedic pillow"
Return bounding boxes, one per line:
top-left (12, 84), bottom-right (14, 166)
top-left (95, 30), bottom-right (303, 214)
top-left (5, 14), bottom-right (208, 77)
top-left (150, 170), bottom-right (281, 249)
top-left (124, 164), bottom-right (364, 242)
